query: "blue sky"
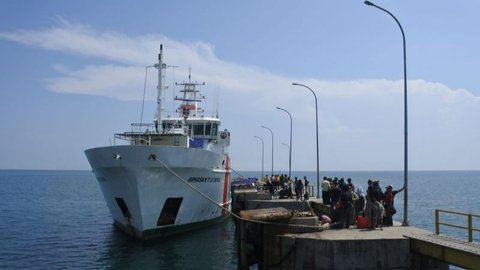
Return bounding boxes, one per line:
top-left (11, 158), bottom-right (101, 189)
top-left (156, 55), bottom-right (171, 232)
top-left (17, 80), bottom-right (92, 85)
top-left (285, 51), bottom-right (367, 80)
top-left (1, 0), bottom-right (480, 171)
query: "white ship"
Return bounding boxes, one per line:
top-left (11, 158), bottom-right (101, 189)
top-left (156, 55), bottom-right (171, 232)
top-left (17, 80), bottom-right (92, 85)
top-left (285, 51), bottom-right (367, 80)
top-left (85, 45), bottom-right (231, 240)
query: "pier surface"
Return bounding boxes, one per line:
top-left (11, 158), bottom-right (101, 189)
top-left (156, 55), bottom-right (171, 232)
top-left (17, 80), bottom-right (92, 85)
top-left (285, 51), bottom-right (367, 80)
top-left (264, 224), bottom-right (446, 270)
top-left (295, 223), bottom-right (426, 240)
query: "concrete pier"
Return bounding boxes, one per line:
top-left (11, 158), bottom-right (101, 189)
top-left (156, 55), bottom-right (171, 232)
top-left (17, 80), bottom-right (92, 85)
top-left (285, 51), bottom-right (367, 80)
top-left (233, 190), bottom-right (452, 270)
top-left (264, 225), bottom-right (447, 270)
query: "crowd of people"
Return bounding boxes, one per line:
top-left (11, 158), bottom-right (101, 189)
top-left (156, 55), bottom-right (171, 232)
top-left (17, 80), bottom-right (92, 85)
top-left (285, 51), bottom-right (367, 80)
top-left (321, 176), bottom-right (404, 229)
top-left (256, 174), bottom-right (403, 229)
top-left (262, 174), bottom-right (310, 201)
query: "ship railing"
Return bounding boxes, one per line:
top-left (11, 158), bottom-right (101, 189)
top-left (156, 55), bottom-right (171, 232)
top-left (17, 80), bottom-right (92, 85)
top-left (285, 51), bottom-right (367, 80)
top-left (114, 133), bottom-right (152, 146)
top-left (130, 123), bottom-right (157, 133)
top-left (112, 123), bottom-right (157, 146)
top-left (435, 209), bottom-right (480, 242)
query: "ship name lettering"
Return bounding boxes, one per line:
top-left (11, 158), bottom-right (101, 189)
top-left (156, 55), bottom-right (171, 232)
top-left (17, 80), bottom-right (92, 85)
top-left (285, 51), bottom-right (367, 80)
top-left (187, 177), bottom-right (220, 183)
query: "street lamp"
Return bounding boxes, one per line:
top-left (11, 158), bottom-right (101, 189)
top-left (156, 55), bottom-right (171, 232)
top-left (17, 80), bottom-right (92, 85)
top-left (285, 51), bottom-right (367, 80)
top-left (292, 83), bottom-right (320, 199)
top-left (253, 136), bottom-right (265, 180)
top-left (261, 125), bottom-right (274, 178)
top-left (276, 107), bottom-right (293, 179)
top-left (364, 0), bottom-right (409, 226)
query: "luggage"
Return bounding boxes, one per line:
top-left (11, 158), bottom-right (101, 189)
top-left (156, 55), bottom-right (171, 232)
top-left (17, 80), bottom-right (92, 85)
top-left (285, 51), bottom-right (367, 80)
top-left (356, 216), bottom-right (369, 229)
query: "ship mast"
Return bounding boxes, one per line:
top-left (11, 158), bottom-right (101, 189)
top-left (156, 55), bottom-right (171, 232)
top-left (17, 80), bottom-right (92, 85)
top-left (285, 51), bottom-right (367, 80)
top-left (154, 44), bottom-right (166, 133)
top-left (175, 68), bottom-right (205, 120)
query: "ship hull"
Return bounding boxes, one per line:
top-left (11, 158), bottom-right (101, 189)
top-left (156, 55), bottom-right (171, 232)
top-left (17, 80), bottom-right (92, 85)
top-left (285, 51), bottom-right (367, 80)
top-left (85, 145), bottom-right (231, 240)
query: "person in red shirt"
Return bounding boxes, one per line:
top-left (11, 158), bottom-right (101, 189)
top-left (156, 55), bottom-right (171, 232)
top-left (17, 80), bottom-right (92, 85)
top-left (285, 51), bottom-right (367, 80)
top-left (383, 185), bottom-right (404, 226)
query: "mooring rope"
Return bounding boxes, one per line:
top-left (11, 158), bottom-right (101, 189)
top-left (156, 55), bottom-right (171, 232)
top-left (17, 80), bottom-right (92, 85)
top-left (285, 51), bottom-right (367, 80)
top-left (149, 154), bottom-right (324, 231)
top-left (149, 154), bottom-right (240, 218)
top-left (230, 167), bottom-right (246, 179)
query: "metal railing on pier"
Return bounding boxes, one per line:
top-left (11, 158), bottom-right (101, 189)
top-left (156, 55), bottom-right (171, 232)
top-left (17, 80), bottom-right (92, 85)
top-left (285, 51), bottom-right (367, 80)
top-left (435, 209), bottom-right (480, 242)
top-left (306, 185), bottom-right (314, 198)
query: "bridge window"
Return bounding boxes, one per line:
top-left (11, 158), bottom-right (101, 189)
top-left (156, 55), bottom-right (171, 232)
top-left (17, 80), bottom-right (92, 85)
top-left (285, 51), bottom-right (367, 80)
top-left (205, 123), bottom-right (211, 135)
top-left (212, 123), bottom-right (218, 136)
top-left (193, 123), bottom-right (204, 136)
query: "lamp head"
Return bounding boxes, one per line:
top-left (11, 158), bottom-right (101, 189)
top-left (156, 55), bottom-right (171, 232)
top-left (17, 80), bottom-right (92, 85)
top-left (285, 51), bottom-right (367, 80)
top-left (364, 1), bottom-right (374, 6)
top-left (292, 82), bottom-right (298, 86)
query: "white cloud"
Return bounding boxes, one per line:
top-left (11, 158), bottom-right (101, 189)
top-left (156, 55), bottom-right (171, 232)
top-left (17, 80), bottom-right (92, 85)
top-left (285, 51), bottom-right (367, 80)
top-left (0, 17), bottom-right (154, 65)
top-left (1, 20), bottom-right (480, 170)
top-left (46, 64), bottom-right (146, 100)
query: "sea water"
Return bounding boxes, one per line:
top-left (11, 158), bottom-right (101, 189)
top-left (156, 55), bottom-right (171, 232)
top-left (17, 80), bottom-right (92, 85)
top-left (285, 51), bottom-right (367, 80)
top-left (0, 170), bottom-right (478, 269)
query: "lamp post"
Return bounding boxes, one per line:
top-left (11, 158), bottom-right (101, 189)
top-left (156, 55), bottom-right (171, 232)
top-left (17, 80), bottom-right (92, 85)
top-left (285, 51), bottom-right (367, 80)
top-left (292, 83), bottom-right (320, 199)
top-left (276, 107), bottom-right (293, 179)
top-left (261, 125), bottom-right (274, 178)
top-left (254, 136), bottom-right (265, 180)
top-left (364, 0), bottom-right (408, 226)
